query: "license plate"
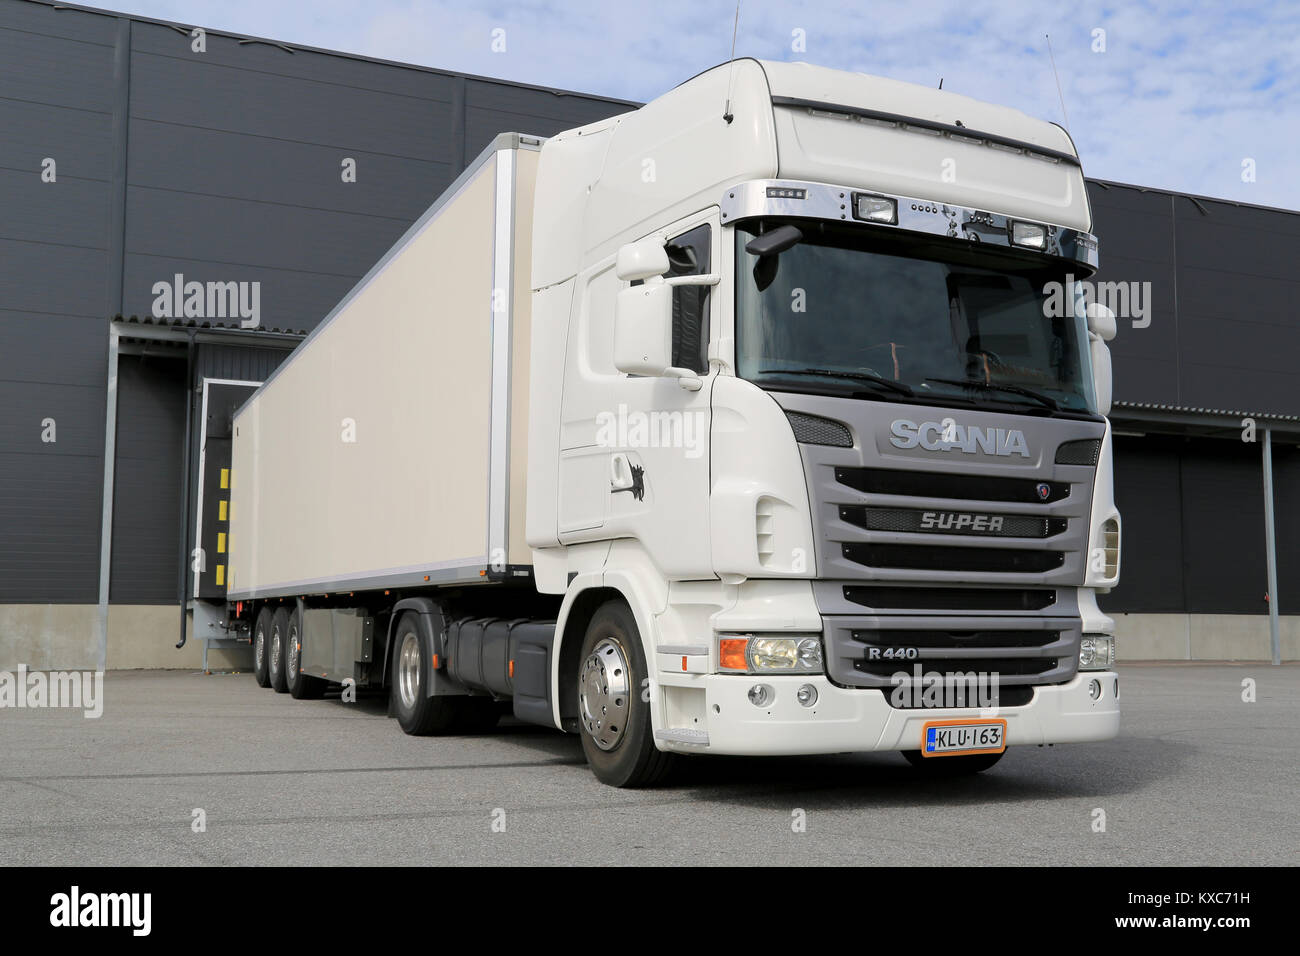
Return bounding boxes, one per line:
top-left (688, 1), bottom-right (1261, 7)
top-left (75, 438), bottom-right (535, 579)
top-left (921, 718), bottom-right (1007, 757)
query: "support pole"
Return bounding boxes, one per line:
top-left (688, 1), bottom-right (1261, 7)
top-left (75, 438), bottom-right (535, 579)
top-left (1262, 428), bottom-right (1281, 665)
top-left (96, 325), bottom-right (121, 671)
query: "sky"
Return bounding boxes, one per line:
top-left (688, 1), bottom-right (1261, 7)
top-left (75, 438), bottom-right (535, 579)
top-left (77, 0), bottom-right (1300, 211)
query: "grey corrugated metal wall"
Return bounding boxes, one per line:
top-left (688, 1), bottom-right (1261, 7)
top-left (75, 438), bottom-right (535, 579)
top-left (1086, 181), bottom-right (1300, 416)
top-left (3, 0), bottom-right (1300, 614)
top-left (0, 0), bottom-right (634, 604)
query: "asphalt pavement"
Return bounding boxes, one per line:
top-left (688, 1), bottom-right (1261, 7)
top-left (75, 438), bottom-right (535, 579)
top-left (0, 664), bottom-right (1295, 865)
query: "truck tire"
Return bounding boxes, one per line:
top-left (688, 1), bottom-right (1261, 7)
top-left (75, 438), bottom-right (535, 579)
top-left (576, 600), bottom-right (676, 788)
top-left (901, 750), bottom-right (1004, 775)
top-left (286, 606), bottom-right (327, 700)
top-left (269, 607), bottom-right (290, 693)
top-left (390, 611), bottom-right (461, 735)
top-left (252, 607), bottom-right (272, 688)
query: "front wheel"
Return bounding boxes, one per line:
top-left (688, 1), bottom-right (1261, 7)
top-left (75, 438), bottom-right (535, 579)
top-left (901, 749), bottom-right (1004, 775)
top-left (576, 601), bottom-right (676, 788)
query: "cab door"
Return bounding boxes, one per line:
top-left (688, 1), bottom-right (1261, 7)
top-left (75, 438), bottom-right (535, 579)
top-left (556, 214), bottom-right (718, 579)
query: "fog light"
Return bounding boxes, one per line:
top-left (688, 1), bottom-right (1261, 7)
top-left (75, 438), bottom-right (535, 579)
top-left (748, 684), bottom-right (774, 707)
top-left (796, 684), bottom-right (818, 707)
top-left (1088, 679), bottom-right (1102, 700)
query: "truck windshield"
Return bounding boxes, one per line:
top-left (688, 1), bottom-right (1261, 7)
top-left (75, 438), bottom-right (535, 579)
top-left (735, 220), bottom-right (1097, 415)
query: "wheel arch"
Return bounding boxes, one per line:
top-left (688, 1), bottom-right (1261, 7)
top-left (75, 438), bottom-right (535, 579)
top-left (551, 576), bottom-right (661, 733)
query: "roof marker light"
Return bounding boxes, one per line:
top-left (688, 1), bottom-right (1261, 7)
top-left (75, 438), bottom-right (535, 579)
top-left (1010, 220), bottom-right (1048, 249)
top-left (853, 193), bottom-right (898, 224)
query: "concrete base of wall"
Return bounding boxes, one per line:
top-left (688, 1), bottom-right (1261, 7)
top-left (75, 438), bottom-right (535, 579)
top-left (0, 604), bottom-right (252, 671)
top-left (2, 605), bottom-right (1295, 669)
top-left (1112, 613), bottom-right (1298, 661)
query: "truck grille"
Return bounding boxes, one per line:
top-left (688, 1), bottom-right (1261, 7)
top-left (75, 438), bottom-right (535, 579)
top-left (842, 586), bottom-right (1058, 611)
top-left (773, 393), bottom-right (1106, 692)
top-left (843, 543), bottom-right (1065, 574)
top-left (851, 627), bottom-right (1060, 648)
top-left (823, 616), bottom-right (1082, 689)
top-left (881, 685), bottom-right (1036, 709)
top-left (835, 466), bottom-right (1070, 504)
top-left (854, 656), bottom-right (1059, 679)
top-left (817, 462), bottom-right (1090, 585)
top-left (840, 505), bottom-right (1067, 539)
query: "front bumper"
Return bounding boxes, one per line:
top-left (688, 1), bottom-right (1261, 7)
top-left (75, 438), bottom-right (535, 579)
top-left (669, 670), bottom-right (1119, 756)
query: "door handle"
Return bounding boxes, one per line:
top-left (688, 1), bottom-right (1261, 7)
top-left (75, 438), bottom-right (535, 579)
top-left (610, 453), bottom-right (634, 490)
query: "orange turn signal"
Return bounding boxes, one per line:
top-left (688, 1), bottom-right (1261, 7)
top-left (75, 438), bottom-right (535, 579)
top-left (719, 638), bottom-right (748, 671)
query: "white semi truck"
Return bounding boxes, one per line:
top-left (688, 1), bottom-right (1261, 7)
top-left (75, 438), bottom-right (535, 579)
top-left (213, 59), bottom-right (1122, 787)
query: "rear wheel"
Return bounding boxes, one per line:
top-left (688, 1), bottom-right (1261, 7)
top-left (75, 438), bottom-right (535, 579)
top-left (901, 750), bottom-right (1004, 775)
top-left (286, 606), bottom-right (327, 700)
top-left (268, 607), bottom-right (289, 693)
top-left (576, 601), bottom-right (676, 788)
top-left (390, 612), bottom-right (462, 735)
top-left (252, 607), bottom-right (272, 688)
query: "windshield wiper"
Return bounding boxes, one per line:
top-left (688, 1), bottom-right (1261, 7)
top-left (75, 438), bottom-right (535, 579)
top-left (924, 377), bottom-right (1059, 410)
top-left (760, 368), bottom-right (914, 396)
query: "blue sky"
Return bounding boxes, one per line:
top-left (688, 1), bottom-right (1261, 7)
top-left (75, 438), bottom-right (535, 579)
top-left (86, 0), bottom-right (1300, 210)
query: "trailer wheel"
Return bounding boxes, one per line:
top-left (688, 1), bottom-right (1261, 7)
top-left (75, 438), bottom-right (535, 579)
top-left (901, 750), bottom-right (1004, 775)
top-left (576, 601), bottom-right (676, 788)
top-left (252, 607), bottom-right (272, 688)
top-left (390, 612), bottom-right (460, 735)
top-left (287, 606), bottom-right (326, 700)
top-left (268, 607), bottom-right (290, 693)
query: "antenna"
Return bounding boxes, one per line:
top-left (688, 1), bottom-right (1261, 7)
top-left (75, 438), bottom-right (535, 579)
top-left (938, 77), bottom-right (943, 90)
top-left (1044, 33), bottom-right (1070, 129)
top-left (722, 1), bottom-right (741, 124)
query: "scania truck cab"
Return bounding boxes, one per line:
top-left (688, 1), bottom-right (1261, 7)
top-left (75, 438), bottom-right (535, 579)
top-left (525, 58), bottom-right (1120, 784)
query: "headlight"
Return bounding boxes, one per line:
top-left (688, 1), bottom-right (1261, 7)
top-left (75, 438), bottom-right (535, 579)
top-left (719, 635), bottom-right (824, 674)
top-left (1079, 634), bottom-right (1115, 671)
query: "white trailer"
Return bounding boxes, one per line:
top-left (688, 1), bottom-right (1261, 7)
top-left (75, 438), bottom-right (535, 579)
top-left (228, 134), bottom-right (539, 600)
top-left (217, 60), bottom-right (1121, 787)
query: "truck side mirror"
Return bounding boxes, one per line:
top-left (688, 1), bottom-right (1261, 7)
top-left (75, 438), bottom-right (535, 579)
top-left (1086, 302), bottom-right (1117, 342)
top-left (616, 237), bottom-right (670, 282)
top-left (613, 281), bottom-right (704, 390)
top-left (1090, 333), bottom-right (1112, 416)
top-left (613, 282), bottom-right (673, 376)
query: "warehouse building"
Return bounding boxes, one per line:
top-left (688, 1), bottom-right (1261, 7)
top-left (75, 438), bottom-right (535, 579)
top-left (2, 0), bottom-right (1297, 669)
